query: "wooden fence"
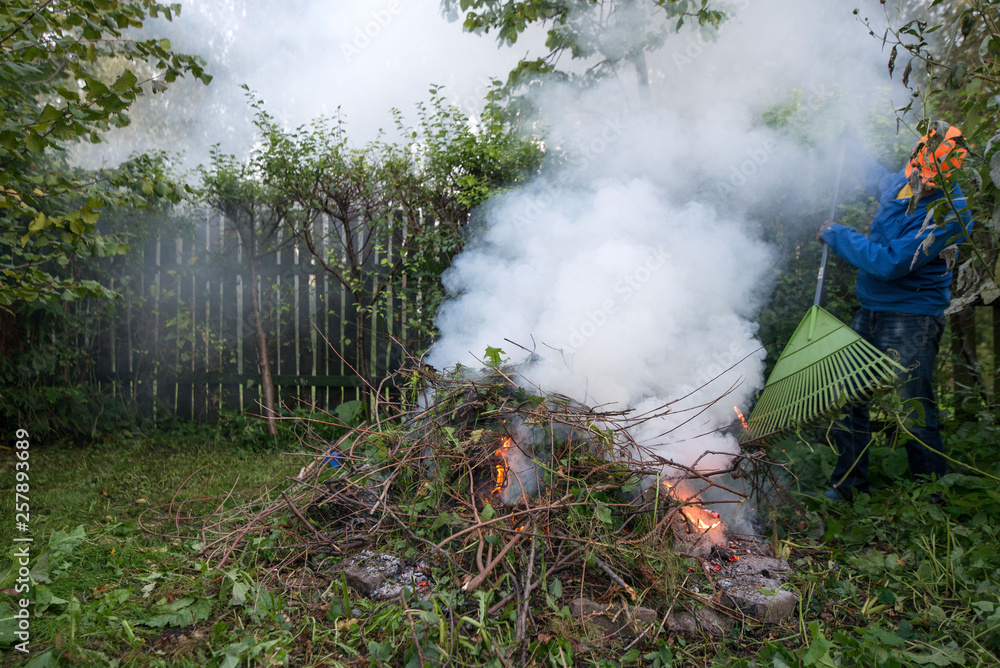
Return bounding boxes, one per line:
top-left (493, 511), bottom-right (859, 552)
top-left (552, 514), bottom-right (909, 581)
top-left (86, 209), bottom-right (420, 421)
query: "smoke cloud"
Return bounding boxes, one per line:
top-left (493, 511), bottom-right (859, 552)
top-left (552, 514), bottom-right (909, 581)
top-left (425, 0), bottom-right (903, 476)
top-left (75, 0), bottom-right (544, 169)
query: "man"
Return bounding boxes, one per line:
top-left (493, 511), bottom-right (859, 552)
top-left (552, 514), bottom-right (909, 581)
top-left (817, 122), bottom-right (974, 502)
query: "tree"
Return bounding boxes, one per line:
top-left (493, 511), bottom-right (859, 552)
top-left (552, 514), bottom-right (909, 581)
top-left (0, 0), bottom-right (211, 308)
top-left (201, 151), bottom-right (289, 435)
top-left (231, 90), bottom-right (542, 396)
top-left (441, 0), bottom-right (724, 100)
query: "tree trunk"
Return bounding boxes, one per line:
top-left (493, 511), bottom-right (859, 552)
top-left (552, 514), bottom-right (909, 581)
top-left (248, 251), bottom-right (278, 435)
top-left (354, 303), bottom-right (372, 396)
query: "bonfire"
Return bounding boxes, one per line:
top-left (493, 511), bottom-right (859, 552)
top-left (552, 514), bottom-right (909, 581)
top-left (172, 360), bottom-right (798, 644)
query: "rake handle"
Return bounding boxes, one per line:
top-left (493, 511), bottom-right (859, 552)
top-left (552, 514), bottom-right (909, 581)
top-left (814, 143), bottom-right (847, 308)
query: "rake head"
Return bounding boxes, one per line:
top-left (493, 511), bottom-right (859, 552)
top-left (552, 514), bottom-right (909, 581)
top-left (738, 306), bottom-right (906, 444)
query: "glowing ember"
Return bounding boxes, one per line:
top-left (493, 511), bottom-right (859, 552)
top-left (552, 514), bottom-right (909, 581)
top-left (734, 406), bottom-right (749, 430)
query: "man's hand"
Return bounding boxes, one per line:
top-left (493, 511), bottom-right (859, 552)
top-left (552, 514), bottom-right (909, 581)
top-left (818, 220), bottom-right (836, 240)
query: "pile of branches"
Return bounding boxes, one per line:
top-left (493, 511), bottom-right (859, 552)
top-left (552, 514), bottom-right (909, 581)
top-left (172, 363), bottom-right (788, 643)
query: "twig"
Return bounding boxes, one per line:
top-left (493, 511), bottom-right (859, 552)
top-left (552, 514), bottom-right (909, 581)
top-left (593, 555), bottom-right (636, 600)
top-left (462, 523), bottom-right (530, 593)
top-left (282, 491), bottom-right (324, 542)
top-left (518, 518), bottom-right (537, 645)
top-left (434, 494), bottom-right (575, 552)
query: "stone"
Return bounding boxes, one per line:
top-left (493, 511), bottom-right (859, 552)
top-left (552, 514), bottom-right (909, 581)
top-left (343, 563), bottom-right (384, 598)
top-left (333, 550), bottom-right (432, 600)
top-left (719, 579), bottom-right (798, 623)
top-left (568, 598), bottom-right (658, 639)
top-left (715, 555), bottom-right (799, 623)
top-left (664, 606), bottom-right (732, 635)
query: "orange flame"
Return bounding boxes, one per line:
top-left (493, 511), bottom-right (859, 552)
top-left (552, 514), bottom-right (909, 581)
top-left (734, 406), bottom-right (749, 430)
top-left (696, 518), bottom-right (722, 532)
top-left (493, 437), bottom-right (512, 496)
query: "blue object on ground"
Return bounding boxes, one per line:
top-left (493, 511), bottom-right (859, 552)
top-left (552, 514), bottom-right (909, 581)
top-left (823, 488), bottom-right (847, 503)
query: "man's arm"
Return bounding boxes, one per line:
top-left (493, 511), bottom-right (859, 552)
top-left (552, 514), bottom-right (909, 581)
top-left (821, 197), bottom-right (972, 280)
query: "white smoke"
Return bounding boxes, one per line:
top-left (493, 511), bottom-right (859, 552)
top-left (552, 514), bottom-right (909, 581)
top-left (425, 0), bottom-right (902, 474)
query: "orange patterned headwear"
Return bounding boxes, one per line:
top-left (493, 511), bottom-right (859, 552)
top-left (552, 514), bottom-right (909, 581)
top-left (905, 123), bottom-right (967, 187)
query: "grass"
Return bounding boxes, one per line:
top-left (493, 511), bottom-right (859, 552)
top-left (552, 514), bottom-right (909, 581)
top-left (0, 420), bottom-right (303, 667)
top-left (0, 406), bottom-right (998, 667)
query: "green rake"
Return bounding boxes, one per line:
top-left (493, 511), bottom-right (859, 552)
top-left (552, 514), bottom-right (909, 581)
top-left (739, 149), bottom-right (906, 444)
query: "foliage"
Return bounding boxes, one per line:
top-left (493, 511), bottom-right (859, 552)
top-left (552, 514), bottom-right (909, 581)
top-left (441, 0), bottom-right (725, 95)
top-left (200, 144), bottom-right (295, 435)
top-left (0, 0), bottom-right (211, 307)
top-left (238, 87), bottom-right (540, 383)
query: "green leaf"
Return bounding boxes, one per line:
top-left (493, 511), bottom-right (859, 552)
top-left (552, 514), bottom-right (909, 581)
top-left (36, 104), bottom-right (62, 124)
top-left (621, 648), bottom-right (641, 663)
top-left (49, 525), bottom-right (86, 559)
top-left (594, 501), bottom-right (613, 525)
top-left (24, 132), bottom-right (47, 153)
top-left (801, 621), bottom-right (835, 666)
top-left (484, 346), bottom-right (506, 367)
top-left (139, 597), bottom-right (213, 628)
top-left (989, 151), bottom-right (1000, 189)
top-left (23, 650), bottom-right (60, 668)
top-left (901, 645), bottom-right (967, 666)
top-left (69, 219), bottom-right (85, 235)
top-left (80, 207), bottom-right (101, 225)
top-left (0, 131), bottom-right (18, 151)
top-left (27, 213), bottom-right (48, 232)
top-left (112, 69), bottom-right (138, 93)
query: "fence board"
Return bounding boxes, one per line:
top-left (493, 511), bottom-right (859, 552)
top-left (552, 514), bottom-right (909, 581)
top-left (313, 224), bottom-right (329, 410)
top-left (157, 236), bottom-right (178, 415)
top-left (114, 272), bottom-right (133, 404)
top-left (277, 237), bottom-right (298, 411)
top-left (192, 218), bottom-right (211, 420)
top-left (136, 237), bottom-right (158, 414)
top-left (175, 236), bottom-right (194, 420)
top-left (299, 241), bottom-right (315, 409)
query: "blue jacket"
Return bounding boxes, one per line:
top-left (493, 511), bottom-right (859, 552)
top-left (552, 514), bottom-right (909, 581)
top-left (821, 161), bottom-right (974, 316)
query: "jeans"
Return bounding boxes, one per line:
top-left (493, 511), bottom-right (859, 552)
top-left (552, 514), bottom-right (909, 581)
top-left (830, 309), bottom-right (948, 496)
